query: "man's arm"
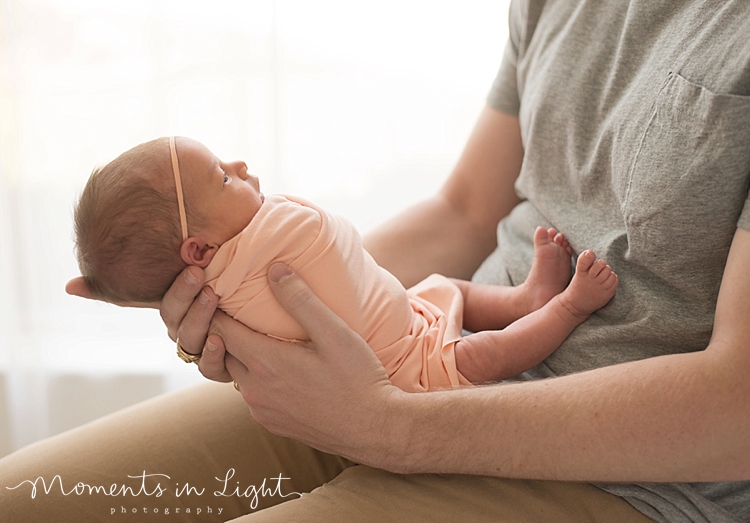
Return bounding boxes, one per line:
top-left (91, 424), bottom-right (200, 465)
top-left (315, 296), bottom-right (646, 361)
top-left (363, 105), bottom-right (523, 287)
top-left (158, 95), bottom-right (750, 480)
top-left (227, 229), bottom-right (750, 482)
top-left (384, 226), bottom-right (750, 481)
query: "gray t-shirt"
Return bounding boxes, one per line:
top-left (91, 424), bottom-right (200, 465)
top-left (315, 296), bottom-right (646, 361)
top-left (473, 1), bottom-right (750, 521)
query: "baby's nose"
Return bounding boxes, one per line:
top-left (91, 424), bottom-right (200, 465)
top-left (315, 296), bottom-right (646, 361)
top-left (231, 161), bottom-right (249, 179)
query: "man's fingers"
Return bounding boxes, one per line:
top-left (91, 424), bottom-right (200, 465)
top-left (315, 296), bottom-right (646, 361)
top-left (173, 287), bottom-right (219, 355)
top-left (224, 351), bottom-right (245, 378)
top-left (66, 276), bottom-right (159, 308)
top-left (196, 333), bottom-right (233, 383)
top-left (160, 266), bottom-right (206, 341)
top-left (225, 352), bottom-right (249, 389)
top-left (66, 277), bottom-right (93, 299)
top-left (268, 263), bottom-right (356, 351)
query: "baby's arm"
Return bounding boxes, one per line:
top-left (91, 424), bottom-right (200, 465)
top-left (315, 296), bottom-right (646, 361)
top-left (456, 250), bottom-right (618, 384)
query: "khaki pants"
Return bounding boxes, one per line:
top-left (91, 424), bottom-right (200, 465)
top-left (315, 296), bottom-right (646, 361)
top-left (0, 381), bottom-right (654, 522)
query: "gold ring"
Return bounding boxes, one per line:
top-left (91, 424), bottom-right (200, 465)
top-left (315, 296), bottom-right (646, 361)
top-left (176, 338), bottom-right (201, 364)
top-left (233, 380), bottom-right (240, 392)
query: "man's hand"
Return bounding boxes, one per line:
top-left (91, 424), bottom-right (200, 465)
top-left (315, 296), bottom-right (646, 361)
top-left (67, 267), bottom-right (230, 380)
top-left (72, 262), bottom-right (404, 465)
top-left (213, 263), bottom-right (401, 463)
top-left (158, 262), bottom-right (401, 465)
top-left (65, 277), bottom-right (159, 309)
top-left (158, 266), bottom-right (233, 381)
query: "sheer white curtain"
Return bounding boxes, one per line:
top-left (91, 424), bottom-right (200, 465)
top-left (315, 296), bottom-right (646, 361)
top-left (0, 0), bottom-right (509, 456)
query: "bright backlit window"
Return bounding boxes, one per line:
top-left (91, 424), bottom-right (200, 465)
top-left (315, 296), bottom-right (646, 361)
top-left (0, 0), bottom-right (509, 450)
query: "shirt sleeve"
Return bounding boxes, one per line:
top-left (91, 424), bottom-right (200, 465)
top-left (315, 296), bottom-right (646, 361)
top-left (486, 0), bottom-right (524, 116)
top-left (487, 44), bottom-right (521, 115)
top-left (738, 189), bottom-right (750, 231)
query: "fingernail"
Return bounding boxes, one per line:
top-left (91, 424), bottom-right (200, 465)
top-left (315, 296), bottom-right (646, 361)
top-left (184, 267), bottom-right (200, 285)
top-left (269, 263), bottom-right (293, 283)
top-left (199, 290), bottom-right (210, 305)
top-left (206, 338), bottom-right (217, 351)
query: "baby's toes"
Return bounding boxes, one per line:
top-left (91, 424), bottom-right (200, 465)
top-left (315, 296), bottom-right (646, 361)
top-left (556, 236), bottom-right (573, 256)
top-left (594, 263), bottom-right (611, 280)
top-left (533, 226), bottom-right (550, 246)
top-left (576, 250), bottom-right (597, 273)
top-left (604, 272), bottom-right (620, 290)
top-left (589, 259), bottom-right (609, 279)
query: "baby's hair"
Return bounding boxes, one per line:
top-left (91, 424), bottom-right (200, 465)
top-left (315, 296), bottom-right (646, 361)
top-left (74, 137), bottom-right (199, 304)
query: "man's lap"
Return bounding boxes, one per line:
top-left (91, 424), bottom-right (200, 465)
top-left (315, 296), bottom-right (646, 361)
top-left (237, 465), bottom-right (656, 523)
top-left (0, 381), bottom-right (653, 523)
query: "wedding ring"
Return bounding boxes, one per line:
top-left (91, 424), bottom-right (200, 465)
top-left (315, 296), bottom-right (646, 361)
top-left (233, 381), bottom-right (240, 392)
top-left (176, 338), bottom-right (201, 364)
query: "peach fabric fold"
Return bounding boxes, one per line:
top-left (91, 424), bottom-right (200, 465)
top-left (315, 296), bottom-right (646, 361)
top-left (204, 194), bottom-right (470, 392)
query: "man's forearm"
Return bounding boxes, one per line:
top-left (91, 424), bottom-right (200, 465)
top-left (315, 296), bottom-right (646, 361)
top-left (363, 194), bottom-right (498, 287)
top-left (383, 348), bottom-right (750, 482)
top-left (370, 229), bottom-right (750, 482)
top-left (364, 107), bottom-right (525, 288)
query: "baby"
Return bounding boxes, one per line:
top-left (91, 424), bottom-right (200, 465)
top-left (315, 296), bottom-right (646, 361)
top-left (74, 137), bottom-right (618, 392)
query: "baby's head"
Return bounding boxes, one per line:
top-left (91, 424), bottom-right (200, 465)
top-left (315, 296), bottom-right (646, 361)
top-left (74, 137), bottom-right (263, 304)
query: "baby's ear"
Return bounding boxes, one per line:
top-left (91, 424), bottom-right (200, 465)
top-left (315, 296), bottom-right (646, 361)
top-left (180, 237), bottom-right (218, 268)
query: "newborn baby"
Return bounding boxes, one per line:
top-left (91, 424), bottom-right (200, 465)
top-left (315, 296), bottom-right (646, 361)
top-left (73, 137), bottom-right (618, 391)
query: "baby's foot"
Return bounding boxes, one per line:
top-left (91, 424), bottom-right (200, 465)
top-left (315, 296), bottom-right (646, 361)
top-left (558, 250), bottom-right (619, 320)
top-left (522, 226), bottom-right (575, 313)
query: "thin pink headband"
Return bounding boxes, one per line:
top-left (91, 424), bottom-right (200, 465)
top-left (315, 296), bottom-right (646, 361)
top-left (169, 136), bottom-right (189, 241)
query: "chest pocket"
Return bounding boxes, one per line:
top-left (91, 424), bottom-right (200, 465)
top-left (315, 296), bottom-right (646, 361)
top-left (619, 72), bottom-right (750, 301)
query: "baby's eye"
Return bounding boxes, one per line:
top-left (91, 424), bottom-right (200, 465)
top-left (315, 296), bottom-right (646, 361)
top-left (223, 171), bottom-right (231, 184)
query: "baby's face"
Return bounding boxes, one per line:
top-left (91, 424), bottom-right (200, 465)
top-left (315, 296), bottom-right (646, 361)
top-left (178, 138), bottom-right (264, 245)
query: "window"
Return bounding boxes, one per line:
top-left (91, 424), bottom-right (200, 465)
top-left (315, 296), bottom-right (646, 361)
top-left (0, 0), bottom-right (509, 452)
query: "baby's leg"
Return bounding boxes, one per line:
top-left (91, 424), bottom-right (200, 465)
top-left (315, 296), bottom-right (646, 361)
top-left (456, 250), bottom-right (618, 384)
top-left (457, 226), bottom-right (573, 332)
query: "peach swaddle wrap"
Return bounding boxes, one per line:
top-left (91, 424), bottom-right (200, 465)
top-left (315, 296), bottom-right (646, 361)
top-left (204, 194), bottom-right (470, 392)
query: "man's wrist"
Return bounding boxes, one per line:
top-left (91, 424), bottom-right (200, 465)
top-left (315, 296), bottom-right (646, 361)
top-left (362, 388), bottom-right (420, 473)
